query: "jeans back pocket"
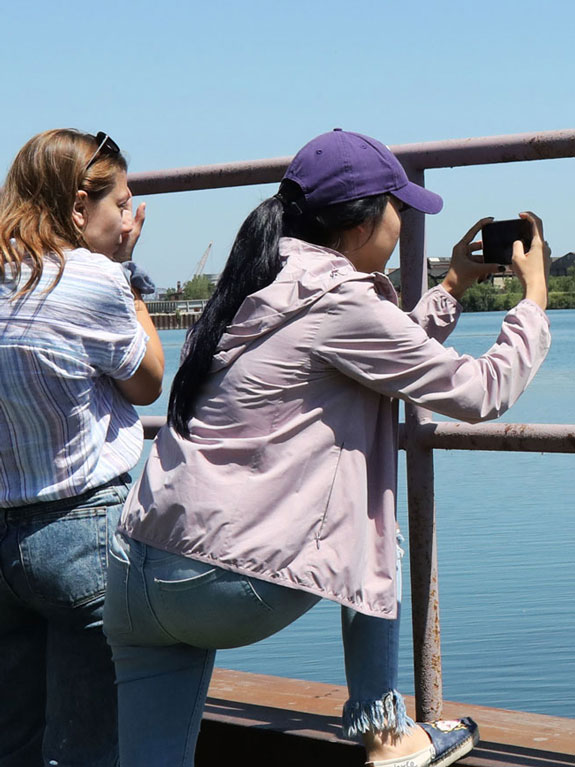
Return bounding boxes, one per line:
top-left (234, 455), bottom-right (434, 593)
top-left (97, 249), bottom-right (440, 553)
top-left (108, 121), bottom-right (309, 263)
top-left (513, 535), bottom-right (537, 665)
top-left (18, 508), bottom-right (108, 608)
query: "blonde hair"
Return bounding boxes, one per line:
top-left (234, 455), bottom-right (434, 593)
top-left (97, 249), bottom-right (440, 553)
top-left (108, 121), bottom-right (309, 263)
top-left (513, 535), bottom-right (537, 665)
top-left (0, 129), bottom-right (128, 296)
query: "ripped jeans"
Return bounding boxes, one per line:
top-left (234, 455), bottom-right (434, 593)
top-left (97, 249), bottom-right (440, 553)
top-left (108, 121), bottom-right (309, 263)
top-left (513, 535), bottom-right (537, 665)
top-left (103, 533), bottom-right (411, 767)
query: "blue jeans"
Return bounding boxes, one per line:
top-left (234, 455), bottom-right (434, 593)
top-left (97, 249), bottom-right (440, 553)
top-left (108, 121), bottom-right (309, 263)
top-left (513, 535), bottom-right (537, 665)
top-left (104, 533), bottom-right (409, 767)
top-left (0, 475), bottom-right (130, 767)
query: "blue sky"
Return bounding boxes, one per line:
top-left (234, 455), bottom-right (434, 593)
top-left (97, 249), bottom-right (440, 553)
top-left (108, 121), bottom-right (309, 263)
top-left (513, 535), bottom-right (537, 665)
top-left (1, 0), bottom-right (575, 287)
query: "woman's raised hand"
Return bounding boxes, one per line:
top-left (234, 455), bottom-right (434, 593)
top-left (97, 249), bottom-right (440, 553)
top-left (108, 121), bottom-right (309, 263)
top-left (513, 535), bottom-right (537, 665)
top-left (441, 217), bottom-right (499, 301)
top-left (113, 201), bottom-right (146, 263)
top-left (512, 211), bottom-right (550, 310)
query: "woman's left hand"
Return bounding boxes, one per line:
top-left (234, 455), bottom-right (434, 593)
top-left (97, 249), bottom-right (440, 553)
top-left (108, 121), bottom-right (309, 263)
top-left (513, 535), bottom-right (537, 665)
top-left (442, 216), bottom-right (500, 301)
top-left (113, 202), bottom-right (146, 263)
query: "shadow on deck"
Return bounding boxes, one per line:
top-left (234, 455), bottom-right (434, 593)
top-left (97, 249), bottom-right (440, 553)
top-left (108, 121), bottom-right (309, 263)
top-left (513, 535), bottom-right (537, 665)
top-left (196, 669), bottom-right (575, 767)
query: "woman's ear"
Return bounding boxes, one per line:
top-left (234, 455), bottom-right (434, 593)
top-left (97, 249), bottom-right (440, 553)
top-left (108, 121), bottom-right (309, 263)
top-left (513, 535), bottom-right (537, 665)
top-left (340, 223), bottom-right (365, 254)
top-left (72, 190), bottom-right (88, 230)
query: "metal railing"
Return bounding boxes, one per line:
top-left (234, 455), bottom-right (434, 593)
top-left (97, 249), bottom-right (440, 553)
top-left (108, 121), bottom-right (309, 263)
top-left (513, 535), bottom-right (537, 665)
top-left (135, 129), bottom-right (575, 722)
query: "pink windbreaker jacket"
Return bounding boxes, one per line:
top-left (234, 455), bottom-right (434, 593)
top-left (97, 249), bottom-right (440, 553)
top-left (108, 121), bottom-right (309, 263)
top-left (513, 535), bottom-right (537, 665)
top-left (119, 237), bottom-right (551, 617)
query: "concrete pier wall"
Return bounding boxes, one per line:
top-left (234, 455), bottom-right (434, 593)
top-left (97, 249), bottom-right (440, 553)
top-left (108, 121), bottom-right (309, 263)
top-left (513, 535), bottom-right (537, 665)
top-left (149, 312), bottom-right (199, 330)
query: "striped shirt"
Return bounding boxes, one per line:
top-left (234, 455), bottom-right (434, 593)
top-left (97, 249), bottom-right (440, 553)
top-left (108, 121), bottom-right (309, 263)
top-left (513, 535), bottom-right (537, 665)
top-left (0, 248), bottom-right (148, 507)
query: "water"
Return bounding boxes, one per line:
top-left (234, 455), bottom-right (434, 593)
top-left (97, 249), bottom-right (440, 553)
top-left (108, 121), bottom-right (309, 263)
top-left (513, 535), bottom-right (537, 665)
top-left (137, 310), bottom-right (574, 718)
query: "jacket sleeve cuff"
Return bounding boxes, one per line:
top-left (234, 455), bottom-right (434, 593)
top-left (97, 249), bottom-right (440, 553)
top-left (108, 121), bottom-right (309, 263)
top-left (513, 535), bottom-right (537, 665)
top-left (408, 285), bottom-right (462, 343)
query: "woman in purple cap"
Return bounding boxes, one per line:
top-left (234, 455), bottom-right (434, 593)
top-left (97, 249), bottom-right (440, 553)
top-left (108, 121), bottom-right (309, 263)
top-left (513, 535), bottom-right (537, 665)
top-left (105, 129), bottom-right (550, 767)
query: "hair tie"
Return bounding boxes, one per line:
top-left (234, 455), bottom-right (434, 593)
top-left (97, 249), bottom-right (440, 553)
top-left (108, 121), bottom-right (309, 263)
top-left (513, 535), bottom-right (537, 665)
top-left (274, 191), bottom-right (304, 217)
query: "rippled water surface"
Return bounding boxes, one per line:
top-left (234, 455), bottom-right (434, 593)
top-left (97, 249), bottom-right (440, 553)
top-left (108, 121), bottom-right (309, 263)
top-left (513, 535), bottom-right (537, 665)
top-left (138, 310), bottom-right (574, 718)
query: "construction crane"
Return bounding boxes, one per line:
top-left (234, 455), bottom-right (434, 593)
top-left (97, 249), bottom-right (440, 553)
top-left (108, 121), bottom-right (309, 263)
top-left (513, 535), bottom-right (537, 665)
top-left (194, 242), bottom-right (212, 278)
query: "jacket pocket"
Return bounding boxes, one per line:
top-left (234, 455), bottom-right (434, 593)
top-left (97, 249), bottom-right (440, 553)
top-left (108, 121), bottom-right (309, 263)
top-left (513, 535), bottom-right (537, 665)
top-left (314, 442), bottom-right (344, 549)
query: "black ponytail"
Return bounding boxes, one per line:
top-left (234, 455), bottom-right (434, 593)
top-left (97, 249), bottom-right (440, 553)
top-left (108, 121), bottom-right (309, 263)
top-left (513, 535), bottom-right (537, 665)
top-left (168, 184), bottom-right (388, 438)
top-left (168, 195), bottom-right (285, 437)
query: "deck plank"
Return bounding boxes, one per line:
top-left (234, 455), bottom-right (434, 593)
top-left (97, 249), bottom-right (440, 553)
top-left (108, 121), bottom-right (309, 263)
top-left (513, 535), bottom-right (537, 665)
top-left (201, 668), bottom-right (575, 766)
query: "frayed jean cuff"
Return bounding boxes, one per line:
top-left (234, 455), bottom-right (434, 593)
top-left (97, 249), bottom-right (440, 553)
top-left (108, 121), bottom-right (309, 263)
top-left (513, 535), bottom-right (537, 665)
top-left (342, 690), bottom-right (415, 738)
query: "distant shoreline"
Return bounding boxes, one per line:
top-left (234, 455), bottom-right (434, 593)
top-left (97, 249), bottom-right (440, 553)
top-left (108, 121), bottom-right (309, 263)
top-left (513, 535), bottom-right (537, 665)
top-left (151, 304), bottom-right (574, 329)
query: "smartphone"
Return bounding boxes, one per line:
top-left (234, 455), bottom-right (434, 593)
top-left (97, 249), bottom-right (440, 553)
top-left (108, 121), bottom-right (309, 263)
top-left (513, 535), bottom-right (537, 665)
top-left (481, 219), bottom-right (532, 265)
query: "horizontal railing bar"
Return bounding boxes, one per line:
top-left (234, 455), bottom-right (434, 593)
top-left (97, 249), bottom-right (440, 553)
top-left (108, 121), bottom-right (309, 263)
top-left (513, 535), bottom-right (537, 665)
top-left (396, 129), bottom-right (575, 170)
top-left (128, 157), bottom-right (291, 196)
top-left (142, 416), bottom-right (167, 440)
top-left (140, 416), bottom-right (575, 453)
top-left (415, 421), bottom-right (575, 453)
top-left (128, 130), bottom-right (575, 196)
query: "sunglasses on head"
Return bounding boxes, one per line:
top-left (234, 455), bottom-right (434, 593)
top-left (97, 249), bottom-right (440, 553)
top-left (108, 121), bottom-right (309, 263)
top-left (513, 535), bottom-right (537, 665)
top-left (84, 132), bottom-right (120, 171)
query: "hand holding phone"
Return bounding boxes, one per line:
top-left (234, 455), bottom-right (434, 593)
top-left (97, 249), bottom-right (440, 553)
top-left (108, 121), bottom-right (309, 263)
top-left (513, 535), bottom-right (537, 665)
top-left (481, 219), bottom-right (532, 265)
top-left (508, 211), bottom-right (549, 310)
top-left (441, 217), bottom-right (499, 300)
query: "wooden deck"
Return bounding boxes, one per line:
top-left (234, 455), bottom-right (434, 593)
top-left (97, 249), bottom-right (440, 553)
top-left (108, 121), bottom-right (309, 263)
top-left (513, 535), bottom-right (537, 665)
top-left (196, 669), bottom-right (575, 766)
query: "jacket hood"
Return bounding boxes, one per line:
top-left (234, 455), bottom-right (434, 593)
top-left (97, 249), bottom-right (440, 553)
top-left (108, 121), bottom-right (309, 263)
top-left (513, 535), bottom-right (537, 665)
top-left (211, 237), bottom-right (398, 371)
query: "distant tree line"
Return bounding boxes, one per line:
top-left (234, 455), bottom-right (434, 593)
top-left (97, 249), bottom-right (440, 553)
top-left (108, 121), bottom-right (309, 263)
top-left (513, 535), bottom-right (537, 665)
top-left (181, 275), bottom-right (215, 300)
top-left (459, 267), bottom-right (575, 312)
top-left (167, 270), bottom-right (575, 310)
top-left (164, 275), bottom-right (215, 301)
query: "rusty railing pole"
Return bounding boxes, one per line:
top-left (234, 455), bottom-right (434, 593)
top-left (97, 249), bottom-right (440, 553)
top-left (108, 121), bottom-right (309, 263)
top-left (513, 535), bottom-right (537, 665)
top-left (399, 167), bottom-right (443, 722)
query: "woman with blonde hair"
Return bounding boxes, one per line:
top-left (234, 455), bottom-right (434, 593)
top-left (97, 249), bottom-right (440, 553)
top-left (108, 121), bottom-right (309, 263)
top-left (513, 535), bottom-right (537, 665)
top-left (0, 129), bottom-right (164, 766)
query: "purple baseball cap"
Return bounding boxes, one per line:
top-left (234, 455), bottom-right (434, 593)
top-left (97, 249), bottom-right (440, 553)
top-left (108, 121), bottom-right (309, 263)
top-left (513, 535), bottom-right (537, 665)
top-left (282, 129), bottom-right (443, 214)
